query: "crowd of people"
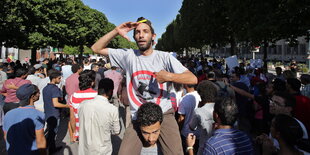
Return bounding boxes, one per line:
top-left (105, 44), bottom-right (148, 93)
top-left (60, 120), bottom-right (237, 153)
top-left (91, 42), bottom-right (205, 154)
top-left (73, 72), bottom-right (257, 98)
top-left (0, 17), bottom-right (310, 155)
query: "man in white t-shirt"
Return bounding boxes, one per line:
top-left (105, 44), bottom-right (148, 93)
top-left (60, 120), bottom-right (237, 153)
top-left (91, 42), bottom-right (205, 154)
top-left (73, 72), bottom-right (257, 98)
top-left (178, 84), bottom-right (201, 153)
top-left (92, 17), bottom-right (197, 155)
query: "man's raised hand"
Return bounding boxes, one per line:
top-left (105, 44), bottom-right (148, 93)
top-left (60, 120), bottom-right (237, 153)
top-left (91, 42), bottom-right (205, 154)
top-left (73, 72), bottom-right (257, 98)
top-left (115, 22), bottom-right (139, 41)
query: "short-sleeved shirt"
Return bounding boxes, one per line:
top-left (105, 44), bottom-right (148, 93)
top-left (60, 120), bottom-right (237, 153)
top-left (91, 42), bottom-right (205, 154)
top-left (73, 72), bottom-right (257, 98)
top-left (1, 78), bottom-right (32, 103)
top-left (65, 73), bottom-right (80, 103)
top-left (3, 105), bottom-right (45, 154)
top-left (109, 49), bottom-right (187, 119)
top-left (43, 83), bottom-right (62, 119)
top-left (104, 69), bottom-right (123, 96)
top-left (141, 143), bottom-right (163, 155)
top-left (178, 91), bottom-right (201, 137)
top-left (70, 88), bottom-right (97, 138)
top-left (189, 103), bottom-right (215, 155)
top-left (203, 128), bottom-right (253, 155)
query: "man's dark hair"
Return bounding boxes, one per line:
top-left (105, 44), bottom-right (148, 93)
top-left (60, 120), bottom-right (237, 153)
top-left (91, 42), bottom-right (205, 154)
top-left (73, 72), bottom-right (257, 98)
top-left (214, 97), bottom-right (239, 126)
top-left (65, 58), bottom-right (73, 65)
top-left (300, 74), bottom-right (310, 84)
top-left (207, 71), bottom-right (215, 79)
top-left (275, 67), bottom-right (282, 72)
top-left (20, 85), bottom-right (40, 107)
top-left (49, 70), bottom-right (62, 81)
top-left (15, 68), bottom-right (28, 77)
top-left (273, 91), bottom-right (296, 108)
top-left (91, 63), bottom-right (98, 70)
top-left (28, 67), bottom-right (36, 75)
top-left (79, 70), bottom-right (96, 90)
top-left (136, 102), bottom-right (163, 127)
top-left (197, 80), bottom-right (217, 103)
top-left (286, 78), bottom-right (301, 92)
top-left (272, 78), bottom-right (286, 92)
top-left (71, 64), bottom-right (82, 73)
top-left (231, 72), bottom-right (241, 79)
top-left (134, 17), bottom-right (155, 34)
top-left (98, 78), bottom-right (114, 95)
top-left (273, 114), bottom-right (303, 147)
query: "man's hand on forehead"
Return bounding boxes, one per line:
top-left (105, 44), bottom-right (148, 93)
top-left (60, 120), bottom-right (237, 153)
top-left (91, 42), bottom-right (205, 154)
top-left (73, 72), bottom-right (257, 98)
top-left (116, 22), bottom-right (140, 41)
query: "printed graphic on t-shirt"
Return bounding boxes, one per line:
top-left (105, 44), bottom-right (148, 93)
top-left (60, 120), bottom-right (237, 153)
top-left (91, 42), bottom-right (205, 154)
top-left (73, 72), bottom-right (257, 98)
top-left (129, 70), bottom-right (164, 106)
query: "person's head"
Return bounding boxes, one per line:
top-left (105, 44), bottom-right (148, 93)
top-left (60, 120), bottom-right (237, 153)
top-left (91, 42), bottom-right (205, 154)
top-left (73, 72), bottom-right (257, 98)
top-left (98, 78), bottom-right (114, 100)
top-left (300, 74), bottom-right (310, 85)
top-left (111, 66), bottom-right (117, 70)
top-left (283, 70), bottom-right (296, 79)
top-left (91, 63), bottom-right (99, 72)
top-left (286, 78), bottom-right (301, 93)
top-left (49, 70), bottom-right (62, 84)
top-left (79, 70), bottom-right (96, 90)
top-left (71, 64), bottom-right (83, 74)
top-left (43, 58), bottom-right (49, 64)
top-left (207, 71), bottom-right (216, 80)
top-left (213, 97), bottom-right (238, 126)
top-left (196, 80), bottom-right (217, 104)
top-left (16, 84), bottom-right (40, 106)
top-left (272, 78), bottom-right (286, 92)
top-left (83, 58), bottom-right (89, 65)
top-left (65, 58), bottom-right (73, 65)
top-left (270, 91), bottom-right (296, 115)
top-left (230, 72), bottom-right (240, 83)
top-left (136, 102), bottom-right (163, 147)
top-left (16, 68), bottom-right (28, 78)
top-left (184, 84), bottom-right (196, 90)
top-left (28, 67), bottom-right (36, 75)
top-left (271, 114), bottom-right (303, 148)
top-left (275, 67), bottom-right (282, 75)
top-left (133, 17), bottom-right (156, 52)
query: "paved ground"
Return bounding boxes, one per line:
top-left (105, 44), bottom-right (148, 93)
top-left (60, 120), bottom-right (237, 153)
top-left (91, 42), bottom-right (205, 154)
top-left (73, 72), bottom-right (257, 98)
top-left (0, 102), bottom-right (128, 155)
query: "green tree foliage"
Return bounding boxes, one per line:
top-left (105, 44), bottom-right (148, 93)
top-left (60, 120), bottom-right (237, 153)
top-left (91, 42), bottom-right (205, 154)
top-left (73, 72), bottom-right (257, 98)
top-left (157, 0), bottom-right (310, 59)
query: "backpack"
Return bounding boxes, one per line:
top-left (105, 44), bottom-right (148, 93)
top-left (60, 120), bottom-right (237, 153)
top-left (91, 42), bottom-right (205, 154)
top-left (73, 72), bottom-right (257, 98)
top-left (213, 81), bottom-right (230, 98)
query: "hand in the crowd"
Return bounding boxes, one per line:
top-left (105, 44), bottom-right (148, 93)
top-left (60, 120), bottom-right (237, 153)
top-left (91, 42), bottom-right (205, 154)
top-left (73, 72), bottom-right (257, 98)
top-left (255, 133), bottom-right (269, 144)
top-left (223, 78), bottom-right (229, 86)
top-left (115, 22), bottom-right (140, 41)
top-left (262, 136), bottom-right (277, 154)
top-left (7, 82), bottom-right (18, 90)
top-left (154, 70), bottom-right (171, 84)
top-left (186, 133), bottom-right (196, 147)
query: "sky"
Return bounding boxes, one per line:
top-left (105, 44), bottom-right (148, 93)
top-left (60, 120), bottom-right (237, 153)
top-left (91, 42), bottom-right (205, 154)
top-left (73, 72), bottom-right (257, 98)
top-left (82, 0), bottom-right (183, 42)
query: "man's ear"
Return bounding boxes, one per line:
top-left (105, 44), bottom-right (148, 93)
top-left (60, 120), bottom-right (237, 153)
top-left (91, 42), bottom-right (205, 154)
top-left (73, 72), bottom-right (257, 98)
top-left (152, 34), bottom-right (156, 45)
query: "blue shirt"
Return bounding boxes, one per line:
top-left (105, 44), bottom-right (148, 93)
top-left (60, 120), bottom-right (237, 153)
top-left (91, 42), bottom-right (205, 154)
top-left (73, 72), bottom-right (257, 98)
top-left (3, 105), bottom-right (45, 154)
top-left (203, 128), bottom-right (253, 155)
top-left (43, 83), bottom-right (62, 119)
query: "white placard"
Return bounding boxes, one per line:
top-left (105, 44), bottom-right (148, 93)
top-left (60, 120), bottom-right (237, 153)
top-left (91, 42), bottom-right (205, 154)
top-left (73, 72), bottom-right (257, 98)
top-left (225, 55), bottom-right (239, 70)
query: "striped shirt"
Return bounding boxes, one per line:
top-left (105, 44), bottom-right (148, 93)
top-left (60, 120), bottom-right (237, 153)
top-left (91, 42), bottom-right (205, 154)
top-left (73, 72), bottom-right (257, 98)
top-left (203, 128), bottom-right (253, 155)
top-left (70, 88), bottom-right (97, 138)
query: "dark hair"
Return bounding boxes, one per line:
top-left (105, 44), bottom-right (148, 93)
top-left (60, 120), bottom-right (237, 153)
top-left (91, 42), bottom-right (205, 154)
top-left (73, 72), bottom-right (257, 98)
top-left (231, 72), bottom-right (241, 79)
top-left (273, 114), bottom-right (303, 147)
top-left (79, 70), bottom-right (96, 90)
top-left (275, 67), bottom-right (282, 72)
top-left (83, 58), bottom-right (89, 64)
top-left (286, 78), bottom-right (301, 92)
top-left (197, 80), bottom-right (217, 103)
top-left (273, 91), bottom-right (296, 108)
top-left (91, 63), bottom-right (98, 70)
top-left (134, 17), bottom-right (155, 34)
top-left (272, 78), bottom-right (286, 92)
top-left (207, 71), bottom-right (215, 79)
top-left (28, 67), bottom-right (36, 75)
top-left (65, 58), bottom-right (73, 65)
top-left (71, 64), bottom-right (82, 73)
top-left (136, 102), bottom-right (163, 127)
top-left (214, 97), bottom-right (239, 126)
top-left (15, 68), bottom-right (28, 77)
top-left (98, 78), bottom-right (114, 95)
top-left (49, 70), bottom-right (61, 81)
top-left (300, 74), bottom-right (310, 84)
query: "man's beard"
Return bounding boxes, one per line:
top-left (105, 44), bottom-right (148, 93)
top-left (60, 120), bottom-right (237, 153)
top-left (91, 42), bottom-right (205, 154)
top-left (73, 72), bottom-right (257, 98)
top-left (137, 39), bottom-right (152, 52)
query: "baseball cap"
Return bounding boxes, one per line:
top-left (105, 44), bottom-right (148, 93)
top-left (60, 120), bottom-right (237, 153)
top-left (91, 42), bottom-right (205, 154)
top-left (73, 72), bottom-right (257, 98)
top-left (16, 84), bottom-right (36, 105)
top-left (34, 64), bottom-right (42, 69)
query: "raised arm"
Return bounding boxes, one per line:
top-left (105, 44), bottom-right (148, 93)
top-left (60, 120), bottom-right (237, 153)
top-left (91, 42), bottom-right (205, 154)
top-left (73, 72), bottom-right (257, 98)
top-left (91, 22), bottom-right (139, 56)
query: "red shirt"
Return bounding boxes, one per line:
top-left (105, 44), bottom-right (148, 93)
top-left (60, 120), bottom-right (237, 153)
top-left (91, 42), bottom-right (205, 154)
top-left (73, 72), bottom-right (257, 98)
top-left (70, 88), bottom-right (97, 138)
top-left (293, 95), bottom-right (310, 134)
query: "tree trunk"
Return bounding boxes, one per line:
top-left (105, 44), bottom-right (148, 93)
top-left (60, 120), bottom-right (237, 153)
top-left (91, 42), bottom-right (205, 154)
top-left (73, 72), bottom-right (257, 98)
top-left (230, 37), bottom-right (236, 56)
top-left (31, 47), bottom-right (37, 65)
top-left (263, 41), bottom-right (268, 71)
top-left (79, 45), bottom-right (83, 63)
